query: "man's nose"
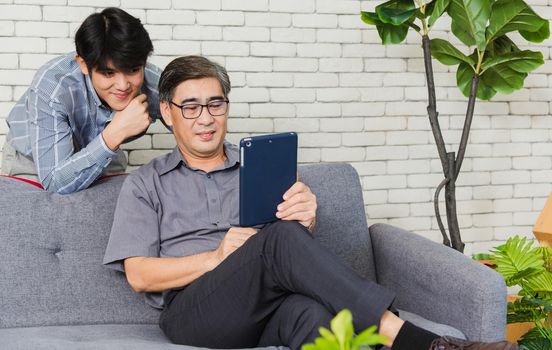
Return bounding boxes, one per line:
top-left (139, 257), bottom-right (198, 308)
top-left (115, 73), bottom-right (130, 90)
top-left (196, 106), bottom-right (214, 124)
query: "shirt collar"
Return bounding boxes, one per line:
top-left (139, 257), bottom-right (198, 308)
top-left (159, 141), bottom-right (239, 176)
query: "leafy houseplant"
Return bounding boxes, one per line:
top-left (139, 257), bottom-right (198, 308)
top-left (361, 0), bottom-right (550, 252)
top-left (490, 236), bottom-right (552, 349)
top-left (301, 309), bottom-right (387, 350)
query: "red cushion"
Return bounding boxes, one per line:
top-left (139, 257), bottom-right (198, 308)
top-left (0, 175), bottom-right (44, 189)
top-left (0, 173), bottom-right (128, 191)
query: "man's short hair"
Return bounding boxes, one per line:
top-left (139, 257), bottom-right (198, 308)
top-left (158, 56), bottom-right (231, 102)
top-left (75, 7), bottom-right (153, 72)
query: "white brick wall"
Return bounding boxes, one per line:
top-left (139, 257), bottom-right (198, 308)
top-left (1, 1), bottom-right (551, 256)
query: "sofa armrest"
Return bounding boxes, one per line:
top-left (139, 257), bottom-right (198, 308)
top-left (369, 223), bottom-right (507, 342)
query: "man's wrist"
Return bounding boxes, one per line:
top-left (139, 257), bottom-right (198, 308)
top-left (101, 121), bottom-right (124, 151)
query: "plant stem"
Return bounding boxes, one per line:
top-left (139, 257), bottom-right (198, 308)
top-left (434, 178), bottom-right (451, 247)
top-left (475, 49), bottom-right (484, 74)
top-left (422, 35), bottom-right (447, 175)
top-left (422, 35), bottom-right (458, 248)
top-left (455, 75), bottom-right (479, 179)
top-left (445, 152), bottom-right (464, 252)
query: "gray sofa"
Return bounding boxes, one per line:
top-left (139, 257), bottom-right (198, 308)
top-left (0, 163), bottom-right (507, 349)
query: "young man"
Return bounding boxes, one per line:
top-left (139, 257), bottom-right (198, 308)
top-left (1, 7), bottom-right (161, 194)
top-left (103, 56), bottom-right (517, 350)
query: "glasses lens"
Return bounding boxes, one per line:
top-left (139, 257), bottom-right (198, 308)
top-left (207, 101), bottom-right (228, 116)
top-left (181, 104), bottom-right (202, 119)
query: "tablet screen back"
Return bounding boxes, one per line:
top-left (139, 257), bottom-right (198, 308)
top-left (239, 132), bottom-right (297, 227)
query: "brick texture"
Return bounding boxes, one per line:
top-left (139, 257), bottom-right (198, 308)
top-left (1, 1), bottom-right (551, 254)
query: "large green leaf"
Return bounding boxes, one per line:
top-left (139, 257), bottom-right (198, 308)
top-left (486, 0), bottom-right (550, 44)
top-left (430, 38), bottom-right (475, 66)
top-left (481, 50), bottom-right (544, 74)
top-left (536, 246), bottom-right (552, 272)
top-left (525, 271), bottom-right (552, 300)
top-left (314, 338), bottom-right (339, 350)
top-left (456, 62), bottom-right (496, 100)
top-left (361, 11), bottom-right (410, 44)
top-left (507, 298), bottom-right (546, 323)
top-left (491, 236), bottom-right (545, 285)
top-left (447, 0), bottom-right (491, 50)
top-left (428, 0), bottom-right (451, 27)
top-left (302, 344), bottom-right (319, 350)
top-left (486, 0), bottom-right (529, 43)
top-left (523, 295), bottom-right (552, 312)
top-left (489, 35), bottom-right (520, 56)
top-left (376, 0), bottom-right (417, 25)
top-left (508, 267), bottom-right (544, 286)
top-left (361, 11), bottom-right (379, 25)
top-left (518, 338), bottom-right (552, 350)
top-left (520, 19), bottom-right (550, 43)
top-left (519, 327), bottom-right (546, 341)
top-left (319, 327), bottom-right (338, 343)
top-left (481, 64), bottom-right (528, 95)
top-left (352, 326), bottom-right (388, 349)
top-left (330, 310), bottom-right (354, 349)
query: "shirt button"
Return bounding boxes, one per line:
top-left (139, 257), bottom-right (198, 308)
top-left (206, 174), bottom-right (212, 179)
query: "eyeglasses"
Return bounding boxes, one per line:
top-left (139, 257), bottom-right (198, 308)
top-left (169, 100), bottom-right (229, 120)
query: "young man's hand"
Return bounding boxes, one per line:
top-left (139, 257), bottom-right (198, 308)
top-left (102, 94), bottom-right (152, 151)
top-left (276, 182), bottom-right (317, 231)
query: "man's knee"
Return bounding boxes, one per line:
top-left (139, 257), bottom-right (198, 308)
top-left (279, 295), bottom-right (332, 348)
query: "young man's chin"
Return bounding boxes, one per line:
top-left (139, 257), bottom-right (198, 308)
top-left (106, 97), bottom-right (133, 112)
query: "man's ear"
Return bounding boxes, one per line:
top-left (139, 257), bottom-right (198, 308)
top-left (160, 101), bottom-right (174, 128)
top-left (76, 55), bottom-right (89, 75)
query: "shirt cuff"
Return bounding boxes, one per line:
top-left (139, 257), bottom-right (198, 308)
top-left (98, 132), bottom-right (118, 156)
top-left (89, 134), bottom-right (118, 169)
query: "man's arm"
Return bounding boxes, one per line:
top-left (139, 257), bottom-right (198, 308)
top-left (28, 89), bottom-right (117, 194)
top-left (124, 227), bottom-right (257, 293)
top-left (28, 90), bottom-right (151, 194)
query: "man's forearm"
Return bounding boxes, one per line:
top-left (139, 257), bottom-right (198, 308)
top-left (38, 135), bottom-right (117, 194)
top-left (124, 250), bottom-right (219, 293)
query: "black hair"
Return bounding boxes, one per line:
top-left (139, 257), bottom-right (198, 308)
top-left (75, 7), bottom-right (153, 72)
top-left (159, 56), bottom-right (231, 102)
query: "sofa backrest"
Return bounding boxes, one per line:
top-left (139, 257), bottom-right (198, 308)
top-left (0, 175), bottom-right (160, 328)
top-left (300, 163), bottom-right (376, 281)
top-left (0, 163), bottom-right (375, 328)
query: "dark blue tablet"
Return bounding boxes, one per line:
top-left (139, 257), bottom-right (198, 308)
top-left (239, 132), bottom-right (298, 227)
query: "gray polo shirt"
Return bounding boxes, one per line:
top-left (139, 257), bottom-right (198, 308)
top-left (103, 142), bottom-right (240, 309)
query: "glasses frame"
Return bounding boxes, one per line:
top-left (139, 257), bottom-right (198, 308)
top-left (169, 99), bottom-right (230, 120)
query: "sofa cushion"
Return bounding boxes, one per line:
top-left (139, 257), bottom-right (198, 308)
top-left (0, 318), bottom-right (462, 350)
top-left (0, 324), bottom-right (287, 350)
top-left (0, 176), bottom-right (160, 328)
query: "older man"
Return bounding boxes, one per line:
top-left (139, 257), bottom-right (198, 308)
top-left (103, 56), bottom-right (517, 350)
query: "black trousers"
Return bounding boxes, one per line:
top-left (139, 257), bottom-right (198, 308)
top-left (159, 221), bottom-right (395, 350)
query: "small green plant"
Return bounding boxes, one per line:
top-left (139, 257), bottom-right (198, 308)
top-left (301, 309), bottom-right (387, 350)
top-left (490, 236), bottom-right (552, 350)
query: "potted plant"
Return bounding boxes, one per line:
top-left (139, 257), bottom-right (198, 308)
top-left (302, 309), bottom-right (387, 350)
top-left (490, 235), bottom-right (552, 349)
top-left (361, 0), bottom-right (550, 252)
